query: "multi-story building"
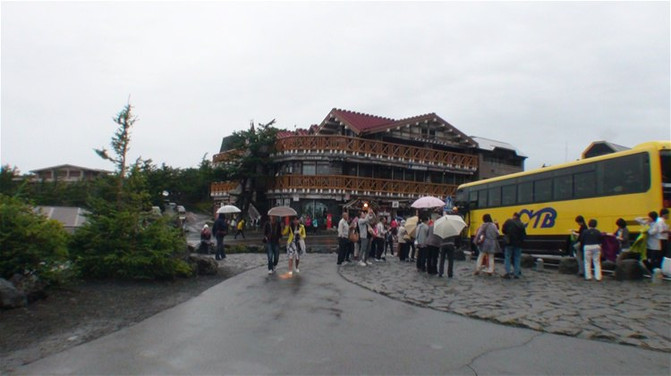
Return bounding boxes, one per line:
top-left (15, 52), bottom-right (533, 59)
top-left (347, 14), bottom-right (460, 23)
top-left (30, 164), bottom-right (111, 183)
top-left (211, 108), bottom-right (525, 224)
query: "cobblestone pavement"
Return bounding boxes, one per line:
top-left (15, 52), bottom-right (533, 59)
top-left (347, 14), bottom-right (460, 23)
top-left (218, 252), bottom-right (671, 353)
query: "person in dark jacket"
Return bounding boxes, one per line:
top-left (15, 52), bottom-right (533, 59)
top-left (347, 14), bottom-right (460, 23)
top-left (571, 215), bottom-right (588, 276)
top-left (213, 213), bottom-right (228, 260)
top-left (264, 216), bottom-right (283, 274)
top-left (502, 212), bottom-right (527, 279)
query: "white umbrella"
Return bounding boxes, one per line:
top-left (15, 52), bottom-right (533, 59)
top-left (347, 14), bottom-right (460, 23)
top-left (268, 206), bottom-right (297, 217)
top-left (411, 196), bottom-right (446, 209)
top-left (216, 205), bottom-right (241, 214)
top-left (433, 214), bottom-right (467, 239)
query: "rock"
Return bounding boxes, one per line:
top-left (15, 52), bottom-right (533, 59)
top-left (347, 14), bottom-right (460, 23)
top-left (9, 273), bottom-right (47, 303)
top-left (602, 260), bottom-right (616, 271)
top-left (454, 249), bottom-right (466, 261)
top-left (614, 259), bottom-right (644, 281)
top-left (187, 255), bottom-right (219, 275)
top-left (616, 251), bottom-right (640, 263)
top-left (520, 254), bottom-right (535, 268)
top-left (0, 278), bottom-right (27, 308)
top-left (558, 257), bottom-right (579, 274)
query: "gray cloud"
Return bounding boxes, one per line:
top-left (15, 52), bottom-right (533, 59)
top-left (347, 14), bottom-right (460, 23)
top-left (2, 1), bottom-right (669, 174)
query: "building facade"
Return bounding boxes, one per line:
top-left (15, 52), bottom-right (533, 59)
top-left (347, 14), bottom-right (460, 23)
top-left (211, 108), bottom-right (525, 225)
top-left (30, 164), bottom-right (111, 183)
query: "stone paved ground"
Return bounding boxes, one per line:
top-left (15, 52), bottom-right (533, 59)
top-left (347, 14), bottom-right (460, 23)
top-left (337, 255), bottom-right (671, 353)
top-left (219, 252), bottom-right (670, 352)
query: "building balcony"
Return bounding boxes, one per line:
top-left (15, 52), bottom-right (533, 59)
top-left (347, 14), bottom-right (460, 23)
top-left (272, 135), bottom-right (478, 173)
top-left (267, 174), bottom-right (457, 199)
top-left (210, 181), bottom-right (240, 198)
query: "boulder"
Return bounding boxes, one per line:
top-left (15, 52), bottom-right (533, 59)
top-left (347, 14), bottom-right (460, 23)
top-left (602, 260), bottom-right (616, 271)
top-left (0, 278), bottom-right (27, 308)
top-left (614, 259), bottom-right (645, 281)
top-left (187, 255), bottom-right (219, 275)
top-left (9, 273), bottom-right (47, 303)
top-left (558, 257), bottom-right (579, 274)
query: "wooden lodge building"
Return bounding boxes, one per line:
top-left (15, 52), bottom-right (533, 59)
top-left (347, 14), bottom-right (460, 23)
top-left (211, 108), bottom-right (525, 222)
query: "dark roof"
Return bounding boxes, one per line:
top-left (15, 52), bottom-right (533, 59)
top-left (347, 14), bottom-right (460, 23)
top-left (34, 206), bottom-right (89, 232)
top-left (582, 141), bottom-right (630, 159)
top-left (318, 108), bottom-right (477, 147)
top-left (327, 109), bottom-right (395, 133)
top-left (30, 164), bottom-right (111, 174)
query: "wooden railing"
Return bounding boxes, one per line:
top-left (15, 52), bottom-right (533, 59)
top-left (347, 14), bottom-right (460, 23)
top-left (274, 135), bottom-right (478, 171)
top-left (269, 175), bottom-right (457, 198)
top-left (213, 149), bottom-right (244, 164)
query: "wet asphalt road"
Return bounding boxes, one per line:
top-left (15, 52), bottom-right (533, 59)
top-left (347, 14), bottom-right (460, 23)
top-left (14, 253), bottom-right (669, 375)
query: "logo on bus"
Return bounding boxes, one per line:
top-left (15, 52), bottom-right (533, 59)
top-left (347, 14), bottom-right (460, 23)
top-left (519, 207), bottom-right (557, 229)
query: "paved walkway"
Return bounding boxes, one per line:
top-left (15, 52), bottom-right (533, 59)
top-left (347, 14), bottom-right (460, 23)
top-left (15, 253), bottom-right (670, 375)
top-left (220, 251), bottom-right (671, 353)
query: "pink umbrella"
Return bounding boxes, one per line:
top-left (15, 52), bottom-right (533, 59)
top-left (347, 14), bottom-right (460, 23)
top-left (411, 196), bottom-right (445, 209)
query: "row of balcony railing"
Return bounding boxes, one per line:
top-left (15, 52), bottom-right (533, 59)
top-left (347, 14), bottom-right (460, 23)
top-left (210, 175), bottom-right (457, 199)
top-left (212, 135), bottom-right (478, 171)
top-left (273, 135), bottom-right (478, 171)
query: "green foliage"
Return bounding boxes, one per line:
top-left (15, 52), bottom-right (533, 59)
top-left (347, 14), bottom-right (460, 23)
top-left (70, 206), bottom-right (193, 280)
top-left (0, 194), bottom-right (72, 285)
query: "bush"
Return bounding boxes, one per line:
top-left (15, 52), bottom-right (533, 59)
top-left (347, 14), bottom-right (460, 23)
top-left (0, 194), bottom-right (72, 285)
top-left (70, 206), bottom-right (193, 280)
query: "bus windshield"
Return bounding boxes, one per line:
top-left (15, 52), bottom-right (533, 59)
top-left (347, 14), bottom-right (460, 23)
top-left (662, 150), bottom-right (671, 208)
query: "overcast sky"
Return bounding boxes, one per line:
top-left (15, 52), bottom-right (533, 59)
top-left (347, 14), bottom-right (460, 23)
top-left (2, 1), bottom-right (669, 175)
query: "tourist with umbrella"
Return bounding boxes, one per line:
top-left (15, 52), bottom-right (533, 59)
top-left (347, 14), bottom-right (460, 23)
top-left (283, 216), bottom-right (307, 275)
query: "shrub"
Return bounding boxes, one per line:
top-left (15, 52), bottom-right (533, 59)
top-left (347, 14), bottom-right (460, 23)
top-left (70, 206), bottom-right (193, 280)
top-left (0, 194), bottom-right (72, 285)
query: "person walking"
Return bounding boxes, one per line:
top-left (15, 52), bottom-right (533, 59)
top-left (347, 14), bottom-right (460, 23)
top-left (199, 224), bottom-right (212, 254)
top-left (213, 213), bottom-right (228, 260)
top-left (357, 208), bottom-right (375, 266)
top-left (415, 215), bottom-right (430, 272)
top-left (581, 219), bottom-right (603, 281)
top-left (264, 216), bottom-right (282, 274)
top-left (283, 217), bottom-right (307, 275)
top-left (474, 214), bottom-right (499, 276)
top-left (502, 212), bottom-right (526, 279)
top-left (571, 215), bottom-right (588, 276)
top-left (235, 217), bottom-right (246, 239)
top-left (337, 211), bottom-right (351, 266)
top-left (658, 208), bottom-right (669, 257)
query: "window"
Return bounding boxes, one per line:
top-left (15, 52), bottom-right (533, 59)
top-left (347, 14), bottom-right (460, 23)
top-left (302, 163), bottom-right (316, 176)
top-left (477, 189), bottom-right (488, 208)
top-left (316, 162), bottom-right (330, 175)
top-left (502, 185), bottom-right (516, 206)
top-left (601, 153), bottom-right (650, 195)
top-left (574, 171), bottom-right (596, 198)
top-left (488, 186), bottom-right (501, 207)
top-left (553, 175), bottom-right (572, 201)
top-left (534, 178), bottom-right (552, 203)
top-left (469, 190), bottom-right (478, 208)
top-left (518, 181), bottom-right (533, 204)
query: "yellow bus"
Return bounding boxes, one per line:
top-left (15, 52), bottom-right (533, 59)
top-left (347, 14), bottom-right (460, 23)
top-left (455, 141), bottom-right (671, 254)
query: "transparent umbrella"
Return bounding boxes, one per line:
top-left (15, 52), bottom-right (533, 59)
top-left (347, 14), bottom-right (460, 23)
top-left (433, 214), bottom-right (467, 239)
top-left (268, 206), bottom-right (297, 217)
top-left (216, 205), bottom-right (241, 214)
top-left (411, 196), bottom-right (446, 209)
top-left (404, 216), bottom-right (419, 238)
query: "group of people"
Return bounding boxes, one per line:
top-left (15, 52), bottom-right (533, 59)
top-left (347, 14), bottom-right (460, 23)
top-left (206, 206), bottom-right (669, 281)
top-left (336, 208), bottom-right (467, 278)
top-left (570, 208), bottom-right (670, 281)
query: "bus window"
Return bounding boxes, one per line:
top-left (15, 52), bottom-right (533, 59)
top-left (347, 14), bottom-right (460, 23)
top-left (502, 184), bottom-right (516, 206)
top-left (534, 178), bottom-right (552, 203)
top-left (478, 189), bottom-right (487, 208)
top-left (469, 190), bottom-right (478, 208)
top-left (518, 181), bottom-right (533, 204)
top-left (574, 171), bottom-right (596, 198)
top-left (554, 174), bottom-right (573, 201)
top-left (488, 186), bottom-right (501, 207)
top-left (602, 153), bottom-right (650, 195)
top-left (662, 150), bottom-right (671, 208)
